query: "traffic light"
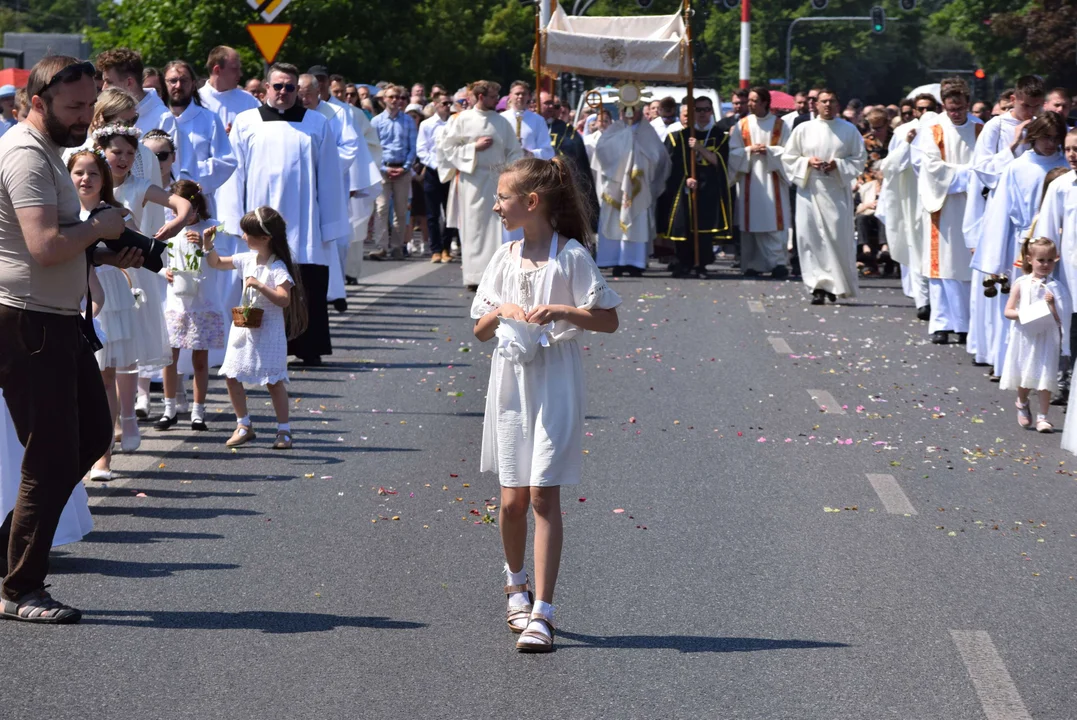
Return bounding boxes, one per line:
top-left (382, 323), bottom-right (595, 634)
top-left (720, 0), bottom-right (741, 8)
top-left (898, 0), bottom-right (917, 10)
top-left (810, 0), bottom-right (828, 9)
top-left (973, 68), bottom-right (988, 100)
top-left (870, 6), bottom-right (886, 33)
top-left (637, 0), bottom-right (654, 7)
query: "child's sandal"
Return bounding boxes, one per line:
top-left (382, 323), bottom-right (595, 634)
top-left (1016, 401), bottom-right (1032, 428)
top-left (1036, 416), bottom-right (1054, 433)
top-left (505, 580), bottom-right (533, 634)
top-left (272, 431), bottom-right (292, 450)
top-left (515, 614), bottom-right (555, 653)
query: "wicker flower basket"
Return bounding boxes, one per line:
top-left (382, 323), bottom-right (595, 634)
top-left (232, 306), bottom-right (264, 328)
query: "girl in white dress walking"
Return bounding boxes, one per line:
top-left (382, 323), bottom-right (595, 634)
top-left (204, 207), bottom-right (307, 450)
top-left (1000, 237), bottom-right (1069, 432)
top-left (472, 156), bottom-right (621, 653)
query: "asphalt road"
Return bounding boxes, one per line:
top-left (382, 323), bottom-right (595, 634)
top-left (3, 257), bottom-right (1075, 719)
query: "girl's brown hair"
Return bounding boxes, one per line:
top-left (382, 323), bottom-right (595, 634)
top-left (170, 179), bottom-right (209, 222)
top-left (66, 149), bottom-right (120, 208)
top-left (504, 155), bottom-right (595, 248)
top-left (239, 206), bottom-right (308, 340)
top-left (1020, 236), bottom-right (1059, 275)
top-left (1023, 111), bottom-right (1067, 149)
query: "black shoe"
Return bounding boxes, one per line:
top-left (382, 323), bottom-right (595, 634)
top-left (916, 305), bottom-right (931, 321)
top-left (771, 265), bottom-right (789, 280)
top-left (930, 331), bottom-right (949, 344)
top-left (466, 284), bottom-right (479, 292)
top-left (744, 268), bottom-right (761, 278)
top-left (345, 275), bottom-right (358, 285)
top-left (694, 266), bottom-right (709, 279)
top-left (826, 292), bottom-right (837, 303)
top-left (191, 419), bottom-right (208, 432)
top-left (611, 266), bottom-right (624, 277)
top-left (954, 332), bottom-right (967, 344)
top-left (811, 290), bottom-right (825, 305)
top-left (624, 266), bottom-right (644, 277)
top-left (971, 360), bottom-right (992, 367)
top-left (332, 298), bottom-right (348, 313)
top-left (730, 257), bottom-right (741, 269)
top-left (154, 413), bottom-right (178, 430)
top-left (671, 267), bottom-right (690, 279)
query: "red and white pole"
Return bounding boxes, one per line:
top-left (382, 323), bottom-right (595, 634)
top-left (738, 0), bottom-right (751, 89)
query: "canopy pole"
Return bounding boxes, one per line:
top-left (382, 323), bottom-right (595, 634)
top-left (684, 0), bottom-right (699, 269)
top-left (534, 1), bottom-right (543, 94)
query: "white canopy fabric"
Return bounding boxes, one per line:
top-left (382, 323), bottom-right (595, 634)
top-left (538, 5), bottom-right (690, 82)
top-left (906, 83), bottom-right (942, 103)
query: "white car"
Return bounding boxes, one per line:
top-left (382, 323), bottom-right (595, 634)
top-left (572, 84), bottom-right (722, 126)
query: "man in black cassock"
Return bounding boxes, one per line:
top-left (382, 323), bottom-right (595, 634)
top-left (657, 95), bottom-right (733, 278)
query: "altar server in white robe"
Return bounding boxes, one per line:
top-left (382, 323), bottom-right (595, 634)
top-left (315, 66), bottom-right (382, 281)
top-left (973, 113), bottom-right (1066, 371)
top-left (583, 109), bottom-right (609, 190)
top-left (592, 109), bottom-right (671, 275)
top-left (910, 80), bottom-right (982, 344)
top-left (500, 81), bottom-right (555, 244)
top-left (439, 80), bottom-right (523, 288)
top-left (299, 73), bottom-right (367, 306)
top-left (878, 101), bottom-right (933, 319)
top-left (781, 89), bottom-right (866, 304)
top-left (198, 46), bottom-right (262, 319)
top-left (729, 87), bottom-right (792, 278)
top-left (1038, 128), bottom-right (1077, 390)
top-left (223, 62), bottom-right (350, 365)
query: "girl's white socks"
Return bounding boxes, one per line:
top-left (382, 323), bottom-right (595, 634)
top-left (191, 403), bottom-right (205, 423)
top-left (162, 398), bottom-right (177, 419)
top-left (237, 415), bottom-right (251, 427)
top-left (505, 565), bottom-right (530, 607)
top-left (518, 600), bottom-right (555, 645)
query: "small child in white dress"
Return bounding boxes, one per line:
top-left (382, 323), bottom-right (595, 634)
top-left (472, 156), bottom-right (621, 653)
top-left (205, 207), bottom-right (307, 451)
top-left (156, 180), bottom-right (227, 432)
top-left (1000, 237), bottom-right (1070, 432)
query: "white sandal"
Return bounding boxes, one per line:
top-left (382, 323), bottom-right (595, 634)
top-left (1035, 415), bottom-right (1054, 433)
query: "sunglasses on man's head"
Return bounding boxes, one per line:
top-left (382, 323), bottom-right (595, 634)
top-left (38, 61), bottom-right (95, 96)
top-left (271, 82), bottom-right (296, 93)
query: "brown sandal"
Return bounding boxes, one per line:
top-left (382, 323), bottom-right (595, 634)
top-left (515, 614), bottom-right (555, 653)
top-left (505, 580), bottom-right (533, 634)
top-left (273, 430), bottom-right (292, 450)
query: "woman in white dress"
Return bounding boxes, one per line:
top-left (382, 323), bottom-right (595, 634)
top-left (472, 157), bottom-right (621, 653)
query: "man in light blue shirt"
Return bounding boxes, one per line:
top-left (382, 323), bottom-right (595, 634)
top-left (0, 85), bottom-right (17, 137)
top-left (369, 84), bottom-right (418, 259)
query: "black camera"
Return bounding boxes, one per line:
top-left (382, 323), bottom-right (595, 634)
top-left (88, 206), bottom-right (168, 273)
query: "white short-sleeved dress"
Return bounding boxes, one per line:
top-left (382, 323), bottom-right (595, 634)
top-left (470, 237), bottom-right (621, 487)
top-left (218, 252), bottom-right (293, 386)
top-left (999, 274), bottom-right (1069, 393)
top-left (163, 218), bottom-right (227, 351)
top-left (112, 176), bottom-right (172, 370)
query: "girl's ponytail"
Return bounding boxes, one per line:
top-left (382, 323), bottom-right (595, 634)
top-left (506, 155), bottom-right (595, 249)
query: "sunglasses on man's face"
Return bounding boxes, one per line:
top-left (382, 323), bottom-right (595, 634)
top-left (438, 101), bottom-right (452, 107)
top-left (39, 61), bottom-right (96, 97)
top-left (695, 106), bottom-right (712, 113)
top-left (271, 82), bottom-right (296, 93)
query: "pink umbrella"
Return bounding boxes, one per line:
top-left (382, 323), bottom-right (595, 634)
top-left (768, 90), bottom-right (796, 112)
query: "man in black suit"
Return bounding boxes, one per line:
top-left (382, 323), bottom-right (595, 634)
top-left (539, 90), bottom-right (596, 225)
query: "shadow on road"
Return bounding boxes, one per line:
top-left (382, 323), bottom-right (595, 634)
top-left (556, 631), bottom-right (849, 654)
top-left (49, 556), bottom-right (239, 578)
top-left (84, 530), bottom-right (226, 544)
top-left (82, 610), bottom-right (426, 634)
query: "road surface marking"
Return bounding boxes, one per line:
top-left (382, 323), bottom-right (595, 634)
top-left (950, 630), bottom-right (1032, 720)
top-left (768, 337), bottom-right (793, 354)
top-left (747, 300), bottom-right (764, 313)
top-left (88, 263), bottom-right (442, 506)
top-left (865, 473), bottom-right (917, 515)
top-left (807, 389), bottom-right (845, 414)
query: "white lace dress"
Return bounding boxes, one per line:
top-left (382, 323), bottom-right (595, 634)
top-left (218, 252), bottom-right (293, 386)
top-left (112, 176), bottom-right (172, 370)
top-left (999, 274), bottom-right (1068, 393)
top-left (470, 238), bottom-right (621, 487)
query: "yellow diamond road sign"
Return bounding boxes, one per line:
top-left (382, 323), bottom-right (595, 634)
top-left (248, 0), bottom-right (291, 22)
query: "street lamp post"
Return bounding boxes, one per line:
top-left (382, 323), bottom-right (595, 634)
top-left (784, 15), bottom-right (899, 91)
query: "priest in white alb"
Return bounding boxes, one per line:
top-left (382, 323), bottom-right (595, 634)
top-left (728, 87), bottom-right (791, 279)
top-left (592, 106), bottom-right (671, 276)
top-left (877, 96), bottom-right (934, 321)
top-left (781, 89), bottom-right (866, 305)
top-left (501, 80), bottom-right (554, 243)
top-left (910, 78), bottom-right (981, 345)
top-left (438, 80), bottom-right (523, 288)
top-left (223, 62), bottom-right (349, 366)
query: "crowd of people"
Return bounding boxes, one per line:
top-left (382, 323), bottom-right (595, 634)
top-left (0, 44), bottom-right (1073, 645)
